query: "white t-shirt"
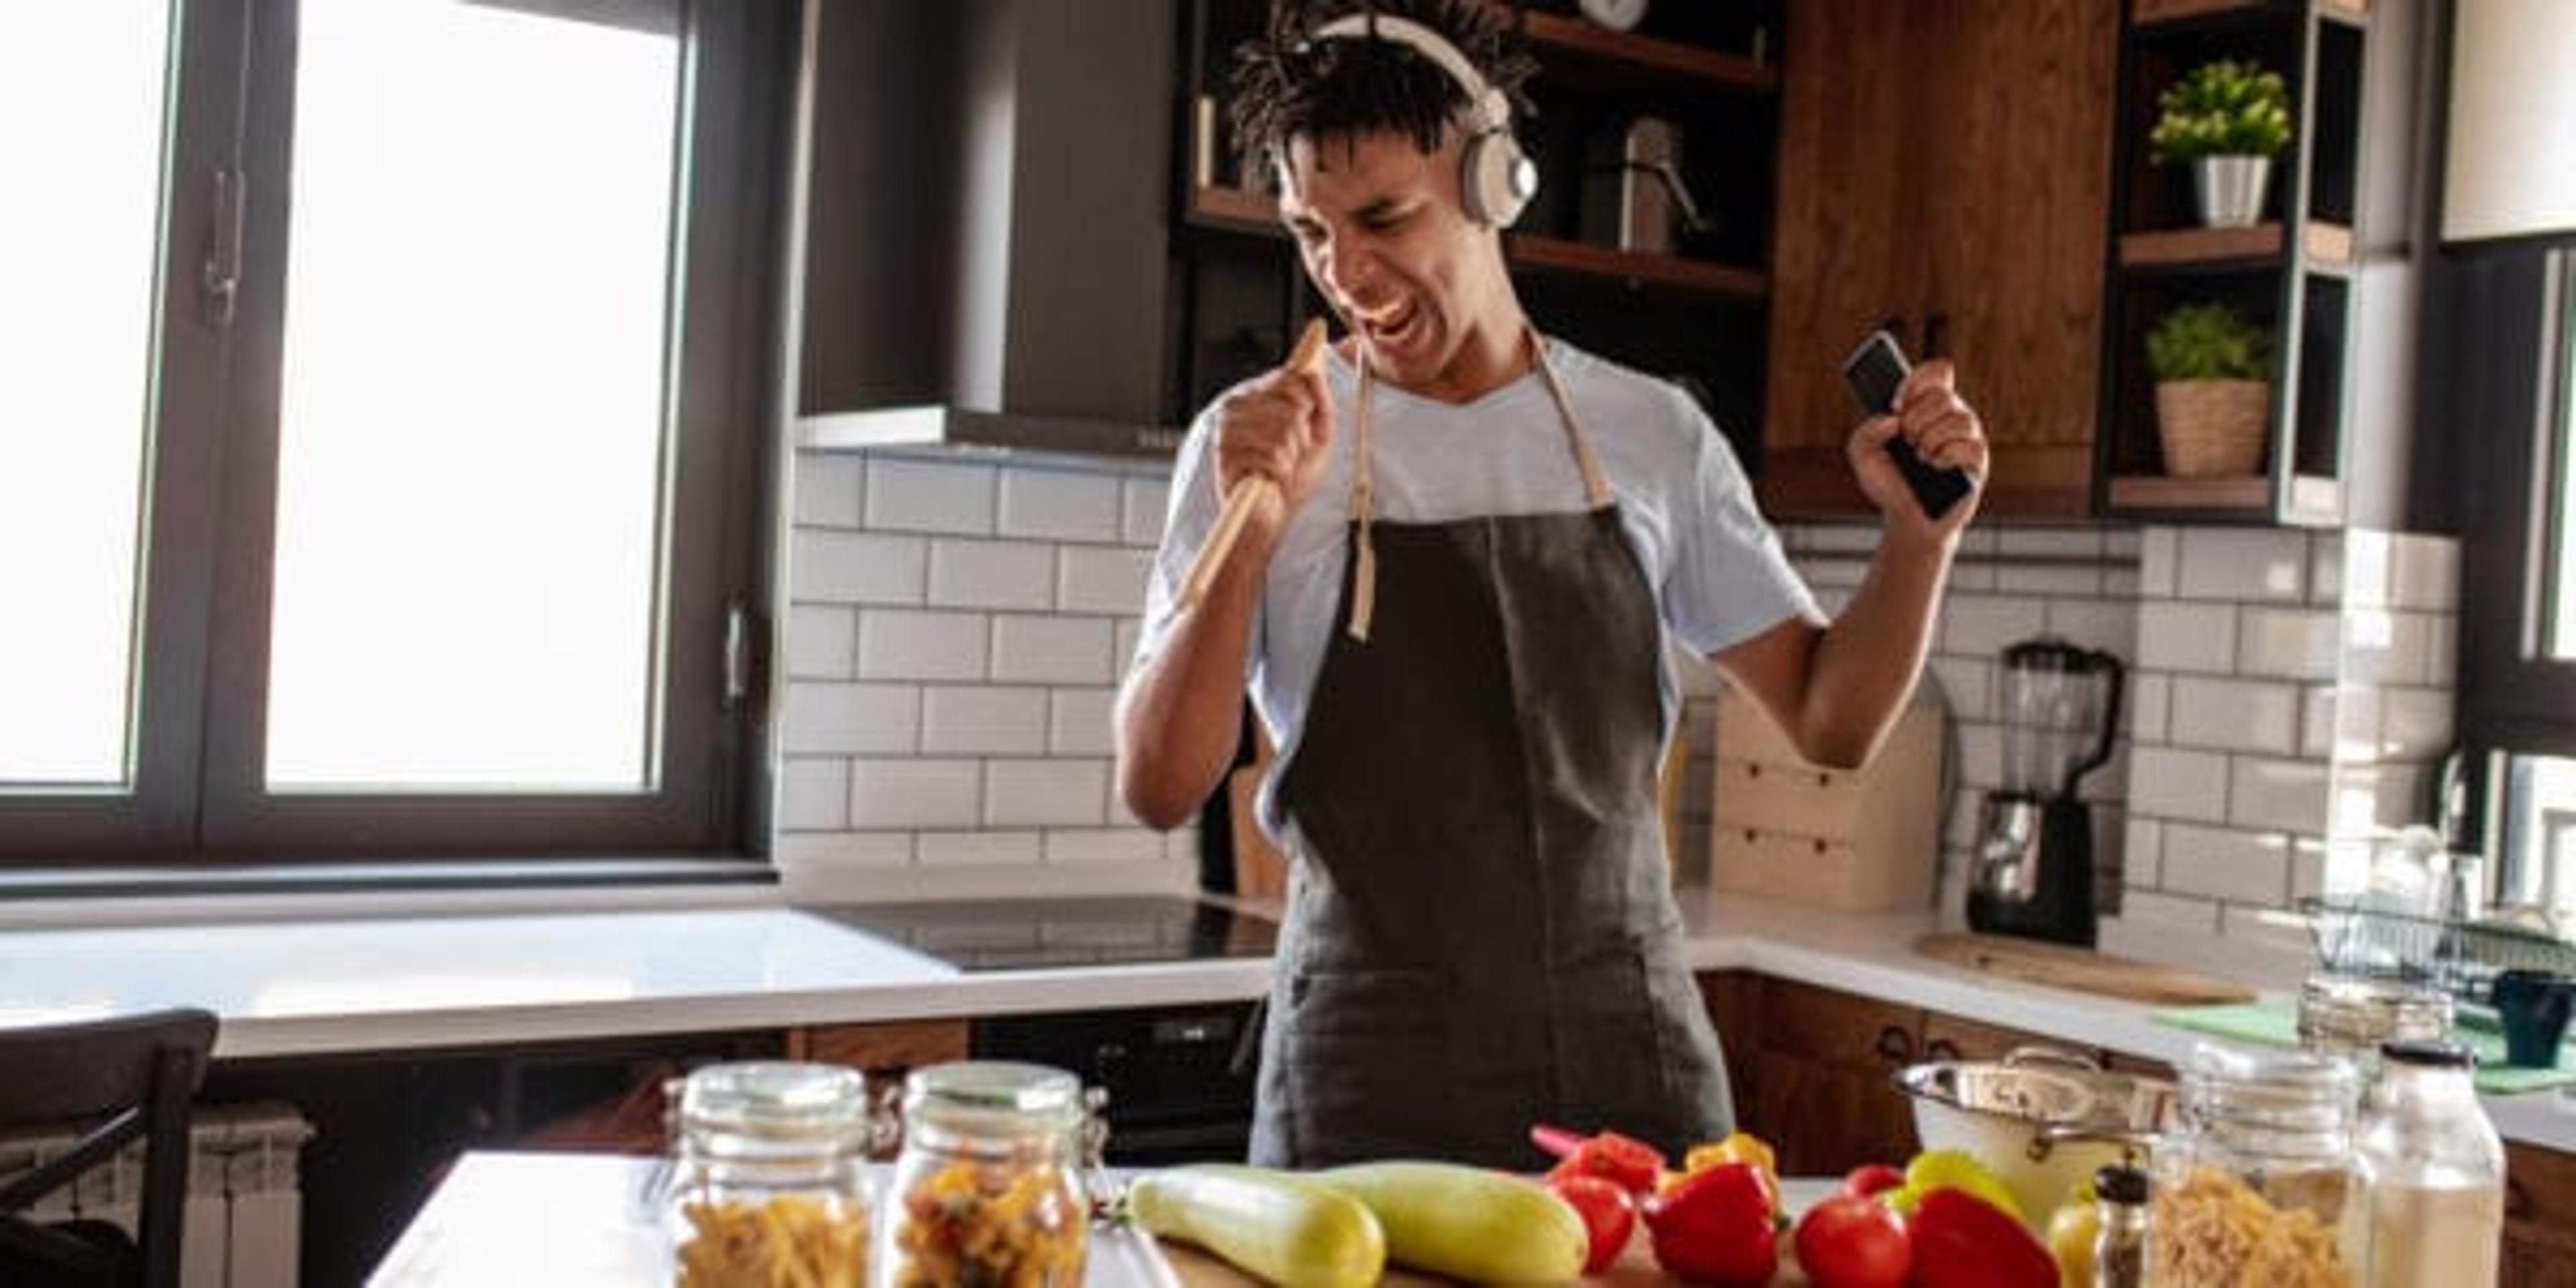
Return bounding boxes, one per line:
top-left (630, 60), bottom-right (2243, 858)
top-left (1136, 337), bottom-right (1819, 833)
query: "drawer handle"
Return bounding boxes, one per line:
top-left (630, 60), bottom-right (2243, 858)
top-left (1874, 1025), bottom-right (1915, 1065)
top-left (1925, 1038), bottom-right (1962, 1063)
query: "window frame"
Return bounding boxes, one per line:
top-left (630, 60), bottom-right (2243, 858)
top-left (0, 0), bottom-right (789, 865)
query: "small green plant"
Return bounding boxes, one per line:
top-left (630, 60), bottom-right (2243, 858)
top-left (2146, 302), bottom-right (2273, 382)
top-left (2150, 60), bottom-right (2292, 162)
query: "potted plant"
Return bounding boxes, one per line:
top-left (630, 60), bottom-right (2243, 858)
top-left (2150, 59), bottom-right (2292, 229)
top-left (2146, 302), bottom-right (2273, 477)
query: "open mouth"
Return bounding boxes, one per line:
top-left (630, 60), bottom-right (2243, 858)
top-left (1352, 297), bottom-right (1421, 355)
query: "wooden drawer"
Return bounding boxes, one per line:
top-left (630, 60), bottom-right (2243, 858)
top-left (790, 1019), bottom-right (970, 1073)
top-left (1757, 978), bottom-right (1921, 1072)
top-left (2509, 1142), bottom-right (2576, 1241)
top-left (1709, 758), bottom-right (1860, 840)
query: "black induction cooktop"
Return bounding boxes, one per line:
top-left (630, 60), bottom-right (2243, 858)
top-left (801, 895), bottom-right (1278, 972)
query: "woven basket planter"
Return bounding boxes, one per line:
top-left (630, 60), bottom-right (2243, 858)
top-left (2154, 378), bottom-right (2269, 477)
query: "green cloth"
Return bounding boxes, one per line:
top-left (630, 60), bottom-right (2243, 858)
top-left (2153, 1000), bottom-right (2576, 1095)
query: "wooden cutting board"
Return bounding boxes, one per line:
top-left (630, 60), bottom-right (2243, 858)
top-left (1152, 1226), bottom-right (1814, 1286)
top-left (1915, 931), bottom-right (2259, 1006)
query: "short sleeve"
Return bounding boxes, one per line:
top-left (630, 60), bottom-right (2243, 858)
top-left (1132, 410), bottom-right (1260, 680)
top-left (1658, 391), bottom-right (1821, 655)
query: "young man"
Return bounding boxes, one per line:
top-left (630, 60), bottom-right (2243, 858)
top-left (1118, 0), bottom-right (1987, 1168)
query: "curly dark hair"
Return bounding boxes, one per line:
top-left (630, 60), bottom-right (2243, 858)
top-left (1228, 0), bottom-right (1539, 181)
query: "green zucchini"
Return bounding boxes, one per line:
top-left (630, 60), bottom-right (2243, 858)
top-left (1127, 1163), bottom-right (1386, 1288)
top-left (1312, 1161), bottom-right (1589, 1285)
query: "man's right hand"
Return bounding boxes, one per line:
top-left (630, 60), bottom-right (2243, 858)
top-left (1212, 319), bottom-right (1334, 537)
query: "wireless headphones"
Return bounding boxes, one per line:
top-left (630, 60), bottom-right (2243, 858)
top-left (1307, 13), bottom-right (1539, 229)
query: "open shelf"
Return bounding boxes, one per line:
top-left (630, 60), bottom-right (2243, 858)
top-left (1506, 233), bottom-right (1768, 301)
top-left (2119, 220), bottom-right (2355, 272)
top-left (1187, 184), bottom-right (1277, 234)
top-left (2133, 0), bottom-right (2368, 28)
top-left (2107, 472), bottom-right (2343, 523)
top-left (1516, 12), bottom-right (1779, 95)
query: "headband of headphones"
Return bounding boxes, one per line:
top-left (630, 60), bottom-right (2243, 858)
top-left (1307, 13), bottom-right (1513, 137)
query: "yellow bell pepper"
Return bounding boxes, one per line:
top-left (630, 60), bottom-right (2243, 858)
top-left (1671, 1132), bottom-right (1780, 1212)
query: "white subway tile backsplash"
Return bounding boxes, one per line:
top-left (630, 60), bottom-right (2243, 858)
top-left (986, 759), bottom-right (1111, 827)
top-left (1805, 558), bottom-right (1870, 589)
top-left (2102, 568), bottom-right (2141, 598)
top-left (1927, 657), bottom-right (1992, 722)
top-left (1050, 688), bottom-right (1118, 757)
top-left (1123, 477), bottom-right (1172, 547)
top-left (850, 759), bottom-right (983, 829)
top-left (2137, 602), bottom-right (2238, 674)
top-left (2169, 677), bottom-right (2303, 755)
top-left (2379, 687), bottom-right (2456, 761)
top-left (783, 683), bottom-right (919, 755)
top-left (998, 468), bottom-right (1122, 543)
top-left (1164, 826), bottom-right (1204, 864)
top-left (1044, 829), bottom-right (1167, 864)
top-left (1796, 523), bottom-right (1881, 554)
top-left (990, 615), bottom-right (1114, 685)
top-left (2159, 823), bottom-right (2292, 904)
top-left (2218, 902), bottom-right (2317, 953)
top-left (2426, 615), bottom-right (2458, 689)
top-left (2390, 535), bottom-right (2461, 612)
top-left (2043, 599), bottom-right (2135, 657)
top-left (1946, 561), bottom-right (1998, 592)
top-left (1115, 619), bottom-right (1146, 682)
top-left (1955, 724), bottom-right (2003, 790)
top-left (2129, 746), bottom-right (2231, 822)
top-left (2237, 608), bottom-right (2339, 681)
top-left (2139, 528), bottom-right (2179, 598)
top-left (2334, 686), bottom-right (2383, 762)
top-left (2301, 686), bottom-right (2339, 760)
top-left (776, 831), bottom-right (914, 870)
top-left (2289, 836), bottom-right (2330, 902)
top-left (2117, 890), bottom-right (2220, 934)
top-left (2129, 674), bottom-right (2171, 743)
top-left (793, 454), bottom-right (865, 528)
top-left (1059, 546), bottom-right (1154, 615)
top-left (2332, 763), bottom-right (2431, 833)
top-left (920, 686), bottom-right (1049, 755)
top-left (858, 610), bottom-right (989, 682)
top-left (2343, 610), bottom-right (2435, 686)
top-left (867, 459), bottom-right (997, 535)
top-left (787, 606), bottom-right (857, 680)
top-left (2125, 817), bottom-right (2163, 888)
top-left (928, 539), bottom-right (1056, 611)
top-left (2103, 529), bottom-right (2143, 559)
top-left (2228, 757), bottom-right (2332, 833)
top-left (1996, 564), bottom-right (2102, 595)
top-left (2340, 531), bottom-right (2393, 608)
top-left (917, 830), bottom-right (1042, 867)
top-left (792, 531), bottom-right (928, 605)
top-left (1940, 596), bottom-right (2049, 656)
top-left (1998, 528), bottom-right (2106, 559)
top-left (2308, 533), bottom-right (2345, 608)
top-left (2179, 529), bottom-right (2308, 603)
top-left (777, 758), bottom-right (851, 832)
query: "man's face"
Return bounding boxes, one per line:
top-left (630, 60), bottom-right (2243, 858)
top-left (1276, 127), bottom-right (1512, 397)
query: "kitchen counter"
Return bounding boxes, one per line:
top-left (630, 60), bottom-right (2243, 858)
top-left (10, 888), bottom-right (2576, 1150)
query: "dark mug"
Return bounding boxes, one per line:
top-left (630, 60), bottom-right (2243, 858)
top-left (2492, 969), bottom-right (2576, 1069)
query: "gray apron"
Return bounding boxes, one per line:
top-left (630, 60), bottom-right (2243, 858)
top-left (1247, 333), bottom-right (1735, 1170)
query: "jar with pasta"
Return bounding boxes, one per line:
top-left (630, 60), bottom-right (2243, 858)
top-left (664, 1061), bottom-right (879, 1288)
top-left (879, 1061), bottom-right (1092, 1288)
top-left (2149, 1042), bottom-right (2367, 1287)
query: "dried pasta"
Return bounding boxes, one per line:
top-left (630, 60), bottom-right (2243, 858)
top-left (675, 1193), bottom-right (868, 1288)
top-left (2148, 1165), bottom-right (2352, 1288)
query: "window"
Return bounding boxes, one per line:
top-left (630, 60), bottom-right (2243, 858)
top-left (0, 0), bottom-right (790, 865)
top-left (2461, 247), bottom-right (2576, 910)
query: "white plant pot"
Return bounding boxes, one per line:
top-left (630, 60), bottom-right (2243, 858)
top-left (2193, 155), bottom-right (2274, 229)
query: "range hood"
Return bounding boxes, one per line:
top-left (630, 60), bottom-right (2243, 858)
top-left (782, 0), bottom-right (1184, 462)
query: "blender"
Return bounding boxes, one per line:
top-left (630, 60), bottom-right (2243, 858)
top-left (1971, 637), bottom-right (2125, 947)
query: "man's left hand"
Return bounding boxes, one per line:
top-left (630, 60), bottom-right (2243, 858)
top-left (1845, 359), bottom-right (1988, 544)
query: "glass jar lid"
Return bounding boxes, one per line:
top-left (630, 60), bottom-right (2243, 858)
top-left (676, 1061), bottom-right (873, 1158)
top-left (904, 1061), bottom-right (1085, 1140)
top-left (2180, 1042), bottom-right (2359, 1147)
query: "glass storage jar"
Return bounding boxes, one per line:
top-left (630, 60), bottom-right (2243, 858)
top-left (879, 1061), bottom-right (1091, 1288)
top-left (2147, 1042), bottom-right (2365, 1287)
top-left (665, 1061), bottom-right (877, 1288)
top-left (2297, 972), bottom-right (2454, 1079)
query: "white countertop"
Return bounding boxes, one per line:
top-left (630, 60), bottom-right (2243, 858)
top-left (11, 888), bottom-right (2576, 1151)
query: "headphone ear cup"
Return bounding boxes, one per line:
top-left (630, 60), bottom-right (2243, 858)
top-left (1462, 129), bottom-right (1535, 229)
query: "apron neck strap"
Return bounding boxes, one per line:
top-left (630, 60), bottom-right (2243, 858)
top-left (1344, 329), bottom-right (1612, 643)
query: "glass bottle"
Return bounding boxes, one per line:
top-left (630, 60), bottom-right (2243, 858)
top-left (665, 1061), bottom-right (877, 1288)
top-left (2357, 1040), bottom-right (2504, 1288)
top-left (2147, 1042), bottom-right (2365, 1287)
top-left (2092, 1163), bottom-right (2149, 1288)
top-left (879, 1061), bottom-right (1091, 1288)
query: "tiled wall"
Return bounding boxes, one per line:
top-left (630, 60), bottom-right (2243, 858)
top-left (2116, 527), bottom-right (2461, 951)
top-left (774, 449), bottom-right (1197, 902)
top-left (1680, 525), bottom-right (2145, 914)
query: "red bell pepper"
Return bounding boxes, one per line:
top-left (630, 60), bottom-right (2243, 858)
top-left (1546, 1173), bottom-right (1638, 1275)
top-left (1529, 1123), bottom-right (1666, 1195)
top-left (1907, 1187), bottom-right (2055, 1288)
top-left (1641, 1160), bottom-right (1778, 1287)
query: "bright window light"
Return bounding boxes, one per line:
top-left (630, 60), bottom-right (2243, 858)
top-left (2553, 276), bottom-right (2576, 659)
top-left (266, 0), bottom-right (680, 790)
top-left (0, 4), bottom-right (170, 788)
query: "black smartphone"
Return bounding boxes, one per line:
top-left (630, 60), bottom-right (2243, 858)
top-left (1841, 329), bottom-right (1975, 520)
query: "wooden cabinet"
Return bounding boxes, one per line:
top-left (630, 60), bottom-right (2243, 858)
top-left (2506, 1142), bottom-right (2576, 1288)
top-left (1762, 0), bottom-right (2116, 519)
top-left (789, 1018), bottom-right (971, 1075)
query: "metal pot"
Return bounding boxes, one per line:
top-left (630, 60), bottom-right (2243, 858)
top-left (2192, 155), bottom-right (2273, 228)
top-left (1895, 1046), bottom-right (2175, 1224)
